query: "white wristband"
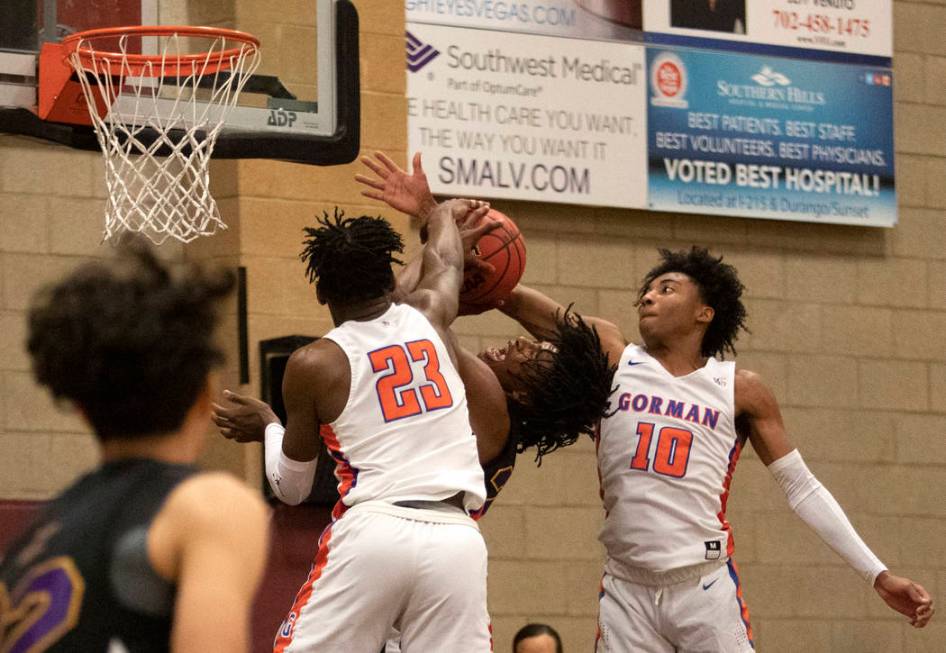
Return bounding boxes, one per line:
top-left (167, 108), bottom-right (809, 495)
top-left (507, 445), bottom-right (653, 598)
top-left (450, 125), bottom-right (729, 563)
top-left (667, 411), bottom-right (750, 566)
top-left (263, 422), bottom-right (317, 506)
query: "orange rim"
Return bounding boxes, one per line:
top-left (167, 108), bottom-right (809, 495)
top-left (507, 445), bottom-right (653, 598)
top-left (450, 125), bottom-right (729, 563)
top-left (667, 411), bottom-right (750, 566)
top-left (62, 25), bottom-right (259, 75)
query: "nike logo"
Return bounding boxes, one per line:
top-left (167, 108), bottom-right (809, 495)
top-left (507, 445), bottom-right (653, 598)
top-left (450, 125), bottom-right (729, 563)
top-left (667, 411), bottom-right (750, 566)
top-left (702, 578), bottom-right (718, 591)
top-left (627, 360), bottom-right (645, 366)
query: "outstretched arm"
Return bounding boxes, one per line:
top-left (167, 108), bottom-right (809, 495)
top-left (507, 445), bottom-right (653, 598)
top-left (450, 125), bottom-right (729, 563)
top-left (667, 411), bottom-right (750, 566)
top-left (500, 285), bottom-right (627, 366)
top-left (738, 369), bottom-right (934, 628)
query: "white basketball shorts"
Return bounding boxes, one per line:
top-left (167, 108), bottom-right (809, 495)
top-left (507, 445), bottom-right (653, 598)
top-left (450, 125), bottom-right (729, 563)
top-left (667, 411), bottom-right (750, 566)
top-left (273, 501), bottom-right (491, 653)
top-left (596, 560), bottom-right (754, 652)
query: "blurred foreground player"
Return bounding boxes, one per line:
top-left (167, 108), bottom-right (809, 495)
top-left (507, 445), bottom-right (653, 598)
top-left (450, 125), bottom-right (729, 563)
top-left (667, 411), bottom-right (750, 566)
top-left (215, 202), bottom-right (494, 652)
top-left (0, 241), bottom-right (269, 652)
top-left (499, 248), bottom-right (935, 651)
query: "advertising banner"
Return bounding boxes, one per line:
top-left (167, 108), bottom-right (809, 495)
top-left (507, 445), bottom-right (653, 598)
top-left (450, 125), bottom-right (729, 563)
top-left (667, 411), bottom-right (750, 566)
top-left (407, 22), bottom-right (649, 208)
top-left (643, 0), bottom-right (892, 59)
top-left (646, 47), bottom-right (896, 227)
top-left (406, 0), bottom-right (642, 42)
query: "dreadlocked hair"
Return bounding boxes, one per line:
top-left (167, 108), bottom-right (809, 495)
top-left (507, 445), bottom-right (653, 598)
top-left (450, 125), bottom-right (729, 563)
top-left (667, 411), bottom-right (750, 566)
top-left (638, 246), bottom-right (748, 359)
top-left (300, 208), bottom-right (404, 305)
top-left (509, 307), bottom-right (617, 463)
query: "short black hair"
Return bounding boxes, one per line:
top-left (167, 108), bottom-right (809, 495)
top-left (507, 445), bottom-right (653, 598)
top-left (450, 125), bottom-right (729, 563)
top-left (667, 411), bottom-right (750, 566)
top-left (300, 208), bottom-right (404, 305)
top-left (27, 238), bottom-right (234, 440)
top-left (510, 308), bottom-right (616, 462)
top-left (638, 246), bottom-right (748, 358)
top-left (513, 623), bottom-right (563, 653)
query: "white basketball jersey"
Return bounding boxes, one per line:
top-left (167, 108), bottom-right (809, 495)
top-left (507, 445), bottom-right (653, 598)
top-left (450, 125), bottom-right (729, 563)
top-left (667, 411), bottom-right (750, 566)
top-left (320, 303), bottom-right (486, 518)
top-left (598, 344), bottom-right (743, 576)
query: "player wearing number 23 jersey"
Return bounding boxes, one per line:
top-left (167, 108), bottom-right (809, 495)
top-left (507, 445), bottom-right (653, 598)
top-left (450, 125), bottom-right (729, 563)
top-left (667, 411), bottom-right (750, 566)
top-left (215, 202), bottom-right (494, 653)
top-left (320, 302), bottom-right (485, 517)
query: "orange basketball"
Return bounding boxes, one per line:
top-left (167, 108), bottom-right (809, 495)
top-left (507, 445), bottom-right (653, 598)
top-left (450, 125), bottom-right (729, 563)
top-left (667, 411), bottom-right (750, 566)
top-left (459, 209), bottom-right (526, 308)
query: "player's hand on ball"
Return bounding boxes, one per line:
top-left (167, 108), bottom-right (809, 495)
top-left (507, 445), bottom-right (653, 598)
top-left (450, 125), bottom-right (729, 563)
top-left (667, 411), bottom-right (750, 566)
top-left (458, 208), bottom-right (500, 275)
top-left (874, 571), bottom-right (934, 627)
top-left (442, 198), bottom-right (489, 225)
top-left (212, 390), bottom-right (281, 444)
top-left (355, 151), bottom-right (436, 218)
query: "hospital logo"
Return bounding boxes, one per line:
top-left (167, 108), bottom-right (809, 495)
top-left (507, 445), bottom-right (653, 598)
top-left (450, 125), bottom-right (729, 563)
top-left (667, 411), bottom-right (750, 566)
top-left (650, 52), bottom-right (688, 109)
top-left (751, 66), bottom-right (791, 87)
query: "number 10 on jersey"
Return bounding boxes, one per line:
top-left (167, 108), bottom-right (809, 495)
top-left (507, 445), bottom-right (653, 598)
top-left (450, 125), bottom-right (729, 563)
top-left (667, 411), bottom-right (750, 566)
top-left (369, 340), bottom-right (454, 422)
top-left (629, 422), bottom-right (693, 478)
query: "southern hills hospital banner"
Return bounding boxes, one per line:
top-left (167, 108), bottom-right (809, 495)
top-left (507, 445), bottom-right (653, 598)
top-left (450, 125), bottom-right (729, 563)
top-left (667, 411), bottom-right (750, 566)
top-left (647, 48), bottom-right (895, 226)
top-left (406, 1), bottom-right (896, 227)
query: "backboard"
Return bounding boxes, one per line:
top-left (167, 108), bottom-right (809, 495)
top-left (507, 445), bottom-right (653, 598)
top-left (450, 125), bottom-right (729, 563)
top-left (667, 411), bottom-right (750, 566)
top-left (0, 0), bottom-right (359, 165)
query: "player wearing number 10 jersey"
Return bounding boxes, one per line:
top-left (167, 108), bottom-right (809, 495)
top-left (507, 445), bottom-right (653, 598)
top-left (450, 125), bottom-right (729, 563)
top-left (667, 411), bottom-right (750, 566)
top-left (214, 201), bottom-right (493, 653)
top-left (497, 246), bottom-right (933, 651)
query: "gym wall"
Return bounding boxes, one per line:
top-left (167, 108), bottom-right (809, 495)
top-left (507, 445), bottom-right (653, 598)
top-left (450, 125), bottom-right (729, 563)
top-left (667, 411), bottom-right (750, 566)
top-left (0, 2), bottom-right (943, 650)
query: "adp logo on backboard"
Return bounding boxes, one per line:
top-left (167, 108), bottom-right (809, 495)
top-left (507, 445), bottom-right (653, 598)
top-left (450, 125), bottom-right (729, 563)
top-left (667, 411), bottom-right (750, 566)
top-left (267, 109), bottom-right (297, 127)
top-left (407, 31), bottom-right (440, 72)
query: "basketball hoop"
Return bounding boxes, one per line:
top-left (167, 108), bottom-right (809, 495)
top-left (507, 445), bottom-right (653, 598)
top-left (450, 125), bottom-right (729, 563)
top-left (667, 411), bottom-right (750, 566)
top-left (62, 26), bottom-right (261, 244)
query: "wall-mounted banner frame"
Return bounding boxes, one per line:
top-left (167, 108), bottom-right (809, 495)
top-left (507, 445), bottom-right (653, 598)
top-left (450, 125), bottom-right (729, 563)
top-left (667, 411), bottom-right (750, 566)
top-left (643, 0), bottom-right (892, 59)
top-left (647, 47), bottom-right (895, 227)
top-left (406, 1), bottom-right (896, 227)
top-left (407, 22), bottom-right (648, 209)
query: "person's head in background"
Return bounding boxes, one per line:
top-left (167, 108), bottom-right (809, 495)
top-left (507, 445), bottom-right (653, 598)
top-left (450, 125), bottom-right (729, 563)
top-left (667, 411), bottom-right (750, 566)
top-left (513, 623), bottom-right (563, 653)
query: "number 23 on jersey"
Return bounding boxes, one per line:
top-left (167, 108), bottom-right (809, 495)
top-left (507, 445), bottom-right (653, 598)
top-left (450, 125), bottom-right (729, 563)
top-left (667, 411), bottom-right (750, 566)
top-left (369, 339), bottom-right (454, 422)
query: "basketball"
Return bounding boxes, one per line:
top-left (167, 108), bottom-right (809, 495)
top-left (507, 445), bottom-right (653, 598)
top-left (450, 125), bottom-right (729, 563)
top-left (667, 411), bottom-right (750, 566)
top-left (459, 209), bottom-right (526, 308)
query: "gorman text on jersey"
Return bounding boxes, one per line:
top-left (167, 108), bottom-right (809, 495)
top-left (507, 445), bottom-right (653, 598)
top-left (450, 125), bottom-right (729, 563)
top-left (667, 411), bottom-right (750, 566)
top-left (616, 392), bottom-right (721, 431)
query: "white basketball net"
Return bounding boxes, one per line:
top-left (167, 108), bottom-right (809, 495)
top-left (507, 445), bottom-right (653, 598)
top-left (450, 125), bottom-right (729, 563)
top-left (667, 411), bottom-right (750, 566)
top-left (68, 31), bottom-right (261, 244)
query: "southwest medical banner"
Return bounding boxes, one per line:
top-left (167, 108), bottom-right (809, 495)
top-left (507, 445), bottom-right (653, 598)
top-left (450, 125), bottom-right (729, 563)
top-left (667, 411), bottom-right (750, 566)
top-left (646, 48), bottom-right (895, 226)
top-left (406, 22), bottom-right (648, 208)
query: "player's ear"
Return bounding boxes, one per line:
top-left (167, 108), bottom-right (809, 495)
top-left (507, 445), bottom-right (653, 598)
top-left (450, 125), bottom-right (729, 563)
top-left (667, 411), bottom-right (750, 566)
top-left (696, 304), bottom-right (714, 325)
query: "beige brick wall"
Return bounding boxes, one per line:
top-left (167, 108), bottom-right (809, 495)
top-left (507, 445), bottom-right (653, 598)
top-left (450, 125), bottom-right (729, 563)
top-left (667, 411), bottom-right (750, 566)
top-left (1, 1), bottom-right (944, 651)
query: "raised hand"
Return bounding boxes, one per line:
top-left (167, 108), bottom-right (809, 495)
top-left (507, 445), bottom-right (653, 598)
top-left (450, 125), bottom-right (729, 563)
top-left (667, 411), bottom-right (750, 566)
top-left (355, 151), bottom-right (437, 218)
top-left (212, 390), bottom-right (281, 444)
top-left (874, 571), bottom-right (935, 628)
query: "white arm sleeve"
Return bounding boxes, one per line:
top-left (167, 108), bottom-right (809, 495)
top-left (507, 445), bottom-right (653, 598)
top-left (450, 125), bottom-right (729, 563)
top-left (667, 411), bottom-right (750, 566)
top-left (264, 422), bottom-right (317, 506)
top-left (768, 449), bottom-right (887, 585)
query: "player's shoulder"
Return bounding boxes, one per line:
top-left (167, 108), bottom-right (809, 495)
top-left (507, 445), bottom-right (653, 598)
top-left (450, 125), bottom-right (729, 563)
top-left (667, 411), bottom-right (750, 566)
top-left (733, 367), bottom-right (779, 415)
top-left (163, 472), bottom-right (268, 538)
top-left (287, 338), bottom-right (346, 377)
top-left (588, 320), bottom-right (629, 367)
top-left (402, 289), bottom-right (449, 329)
top-left (734, 367), bottom-right (765, 389)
